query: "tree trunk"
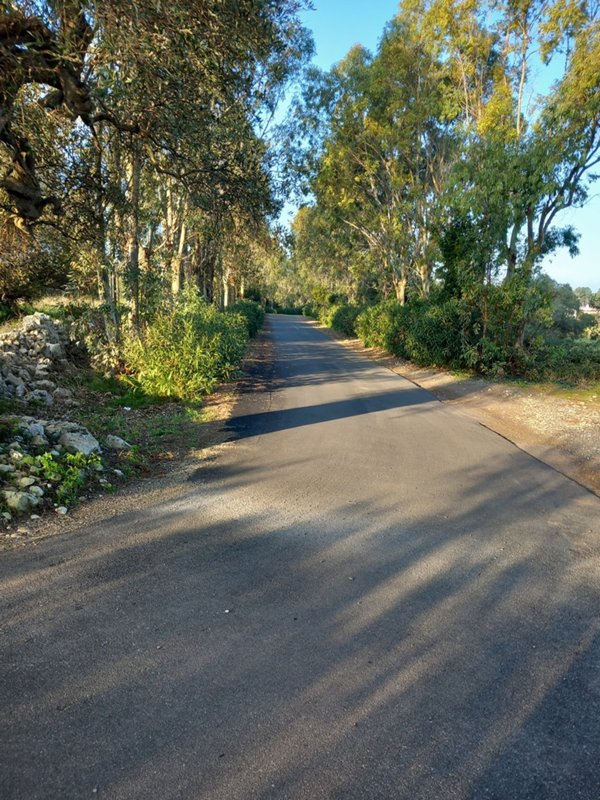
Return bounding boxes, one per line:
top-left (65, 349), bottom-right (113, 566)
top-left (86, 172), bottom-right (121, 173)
top-left (171, 219), bottom-right (187, 296)
top-left (126, 141), bottom-right (141, 326)
top-left (94, 124), bottom-right (120, 339)
top-left (394, 277), bottom-right (407, 305)
top-left (418, 263), bottom-right (431, 299)
top-left (222, 264), bottom-right (231, 308)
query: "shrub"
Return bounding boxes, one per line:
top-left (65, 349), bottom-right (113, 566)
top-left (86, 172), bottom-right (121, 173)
top-left (124, 294), bottom-right (248, 401)
top-left (274, 305), bottom-right (304, 315)
top-left (356, 298), bottom-right (600, 385)
top-left (318, 303), bottom-right (364, 336)
top-left (227, 299), bottom-right (265, 337)
top-left (515, 338), bottom-right (600, 383)
top-left (34, 451), bottom-right (103, 505)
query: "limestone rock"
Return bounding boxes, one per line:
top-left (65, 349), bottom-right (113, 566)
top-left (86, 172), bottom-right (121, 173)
top-left (24, 389), bottom-right (54, 406)
top-left (45, 342), bottom-right (64, 358)
top-left (3, 491), bottom-right (39, 513)
top-left (32, 379), bottom-right (56, 392)
top-left (5, 373), bottom-right (24, 388)
top-left (59, 430), bottom-right (101, 456)
top-left (25, 421), bottom-right (46, 438)
top-left (105, 435), bottom-right (132, 450)
top-left (53, 387), bottom-right (73, 400)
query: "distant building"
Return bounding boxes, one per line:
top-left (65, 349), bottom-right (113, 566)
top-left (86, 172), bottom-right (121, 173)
top-left (581, 304), bottom-right (600, 315)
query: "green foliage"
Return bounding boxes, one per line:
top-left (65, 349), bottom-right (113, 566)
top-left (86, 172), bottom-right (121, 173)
top-left (0, 223), bottom-right (71, 305)
top-left (227, 299), bottom-right (265, 337)
top-left (318, 303), bottom-right (364, 336)
top-left (287, 0), bottom-right (599, 366)
top-left (356, 301), bottom-right (466, 366)
top-left (583, 319), bottom-right (600, 339)
top-left (83, 372), bottom-right (164, 409)
top-left (0, 419), bottom-right (20, 442)
top-left (34, 451), bottom-right (103, 505)
top-left (123, 293), bottom-right (248, 402)
top-left (243, 287), bottom-right (262, 303)
top-left (355, 298), bottom-right (600, 384)
top-left (67, 305), bottom-right (123, 373)
top-left (514, 339), bottom-right (600, 384)
top-left (266, 302), bottom-right (304, 314)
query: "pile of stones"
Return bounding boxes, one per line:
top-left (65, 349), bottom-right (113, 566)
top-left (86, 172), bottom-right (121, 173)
top-left (0, 312), bottom-right (75, 406)
top-left (0, 314), bottom-right (132, 520)
top-left (0, 417), bottom-right (102, 515)
top-left (0, 416), bottom-right (131, 517)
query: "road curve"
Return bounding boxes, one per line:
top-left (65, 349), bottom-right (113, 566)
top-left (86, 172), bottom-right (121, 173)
top-left (2, 314), bottom-right (600, 800)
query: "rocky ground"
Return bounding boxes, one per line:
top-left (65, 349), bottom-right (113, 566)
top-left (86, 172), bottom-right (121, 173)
top-left (0, 313), bottom-right (113, 522)
top-left (0, 312), bottom-right (235, 544)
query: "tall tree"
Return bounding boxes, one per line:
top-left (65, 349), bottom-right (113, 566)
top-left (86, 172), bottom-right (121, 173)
top-left (1, 0), bottom-right (312, 321)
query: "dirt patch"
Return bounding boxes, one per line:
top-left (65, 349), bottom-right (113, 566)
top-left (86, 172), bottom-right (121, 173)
top-left (312, 321), bottom-right (600, 497)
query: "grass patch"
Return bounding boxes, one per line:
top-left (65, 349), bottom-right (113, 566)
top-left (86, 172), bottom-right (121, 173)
top-left (81, 371), bottom-right (167, 409)
top-left (71, 384), bottom-right (229, 478)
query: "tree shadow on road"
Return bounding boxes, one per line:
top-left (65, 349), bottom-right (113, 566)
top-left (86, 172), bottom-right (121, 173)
top-left (1, 443), bottom-right (599, 799)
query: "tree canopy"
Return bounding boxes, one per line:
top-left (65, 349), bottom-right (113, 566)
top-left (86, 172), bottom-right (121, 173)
top-left (287, 0), bottom-right (599, 346)
top-left (1, 0), bottom-right (312, 319)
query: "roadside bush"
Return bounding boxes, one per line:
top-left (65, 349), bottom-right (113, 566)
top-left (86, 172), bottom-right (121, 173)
top-left (227, 299), bottom-right (265, 337)
top-left (583, 319), bottom-right (600, 340)
top-left (318, 303), bottom-right (364, 336)
top-left (364, 300), bottom-right (467, 365)
top-left (356, 299), bottom-right (600, 384)
top-left (514, 338), bottom-right (600, 383)
top-left (402, 300), bottom-right (468, 366)
top-left (123, 294), bottom-right (248, 401)
top-left (273, 305), bottom-right (304, 315)
top-left (355, 303), bottom-right (397, 350)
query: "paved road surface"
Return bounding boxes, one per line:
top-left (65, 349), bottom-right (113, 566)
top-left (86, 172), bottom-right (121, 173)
top-left (2, 315), bottom-right (600, 799)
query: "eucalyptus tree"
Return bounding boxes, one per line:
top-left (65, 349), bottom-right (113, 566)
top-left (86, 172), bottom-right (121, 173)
top-left (289, 4), bottom-right (454, 303)
top-left (0, 0), bottom-right (311, 321)
top-left (427, 0), bottom-right (600, 343)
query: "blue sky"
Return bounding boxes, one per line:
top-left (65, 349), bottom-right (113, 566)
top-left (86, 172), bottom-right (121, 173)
top-left (297, 1), bottom-right (599, 291)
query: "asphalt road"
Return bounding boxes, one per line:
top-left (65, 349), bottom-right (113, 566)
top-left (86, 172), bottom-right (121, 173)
top-left (2, 314), bottom-right (600, 800)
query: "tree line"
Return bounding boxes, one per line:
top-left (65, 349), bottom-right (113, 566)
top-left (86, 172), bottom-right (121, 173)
top-left (1, 1), bottom-right (599, 386)
top-left (0, 0), bottom-right (311, 333)
top-left (284, 0), bottom-right (599, 377)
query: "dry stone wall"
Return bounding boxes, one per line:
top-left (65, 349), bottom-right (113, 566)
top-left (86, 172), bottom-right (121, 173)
top-left (0, 314), bottom-right (129, 520)
top-left (0, 313), bottom-right (74, 406)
